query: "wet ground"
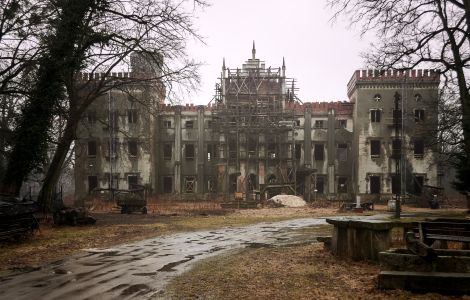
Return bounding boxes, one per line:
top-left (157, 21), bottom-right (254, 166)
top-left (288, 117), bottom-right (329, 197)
top-left (0, 218), bottom-right (329, 300)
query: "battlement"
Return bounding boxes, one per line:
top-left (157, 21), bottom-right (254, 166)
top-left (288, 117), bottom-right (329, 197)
top-left (285, 101), bottom-right (354, 115)
top-left (347, 69), bottom-right (440, 97)
top-left (159, 103), bottom-right (215, 113)
top-left (77, 72), bottom-right (154, 81)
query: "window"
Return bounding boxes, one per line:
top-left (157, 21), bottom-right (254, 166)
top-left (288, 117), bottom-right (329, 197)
top-left (371, 109), bottom-right (381, 122)
top-left (185, 120), bottom-right (194, 129)
top-left (207, 120), bottom-right (213, 128)
top-left (185, 144), bottom-right (195, 160)
top-left (106, 138), bottom-right (119, 158)
top-left (338, 119), bottom-right (347, 129)
top-left (127, 109), bottom-right (138, 124)
top-left (413, 175), bottom-right (424, 195)
top-left (207, 144), bottom-right (217, 161)
top-left (337, 177), bottom-right (347, 193)
top-left (373, 94), bottom-right (382, 102)
top-left (315, 176), bottom-right (324, 194)
top-left (184, 176), bottom-right (195, 193)
top-left (391, 175), bottom-right (401, 195)
top-left (128, 140), bottom-right (138, 157)
top-left (163, 176), bottom-right (173, 193)
top-left (127, 175), bottom-right (138, 189)
top-left (414, 139), bottom-right (424, 157)
top-left (295, 119), bottom-right (301, 127)
top-left (108, 110), bottom-right (119, 129)
top-left (87, 140), bottom-right (97, 157)
top-left (87, 111), bottom-right (96, 124)
top-left (414, 93), bottom-right (422, 102)
top-left (88, 176), bottom-right (98, 193)
top-left (392, 109), bottom-right (402, 122)
top-left (414, 109), bottom-right (425, 122)
top-left (392, 139), bottom-right (401, 158)
top-left (163, 120), bottom-right (172, 128)
top-left (370, 140), bottom-right (381, 157)
top-left (295, 143), bottom-right (302, 160)
top-left (206, 177), bottom-right (216, 193)
top-left (268, 143), bottom-right (276, 159)
top-left (370, 176), bottom-right (380, 194)
top-left (163, 144), bottom-right (172, 161)
top-left (314, 144), bottom-right (324, 161)
top-left (107, 173), bottom-right (119, 190)
top-left (337, 144), bottom-right (347, 162)
top-left (314, 120), bottom-right (324, 128)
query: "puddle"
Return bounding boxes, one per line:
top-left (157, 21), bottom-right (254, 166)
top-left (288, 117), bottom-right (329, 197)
top-left (157, 256), bottom-right (195, 272)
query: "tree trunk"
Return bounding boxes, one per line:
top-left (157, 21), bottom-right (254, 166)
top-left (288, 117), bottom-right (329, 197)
top-left (37, 119), bottom-right (78, 213)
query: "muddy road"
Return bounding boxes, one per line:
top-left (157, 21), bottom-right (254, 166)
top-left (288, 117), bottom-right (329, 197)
top-left (0, 218), bottom-right (329, 299)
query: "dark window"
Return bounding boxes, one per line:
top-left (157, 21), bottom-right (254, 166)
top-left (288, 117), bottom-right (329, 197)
top-left (185, 144), bottom-right (195, 160)
top-left (371, 109), bottom-right (381, 122)
top-left (392, 109), bottom-right (402, 122)
top-left (108, 110), bottom-right (119, 129)
top-left (370, 140), bottom-right (381, 157)
top-left (184, 176), bottom-right (195, 193)
top-left (87, 111), bottom-right (96, 123)
top-left (338, 177), bottom-right (347, 193)
top-left (314, 144), bottom-right (324, 161)
top-left (163, 176), bottom-right (173, 193)
top-left (207, 120), bottom-right (213, 128)
top-left (415, 93), bottom-right (422, 102)
top-left (295, 143), bottom-right (302, 160)
top-left (414, 109), bottom-right (425, 122)
top-left (337, 144), bottom-right (347, 162)
top-left (247, 174), bottom-right (257, 192)
top-left (128, 140), bottom-right (138, 157)
top-left (413, 175), bottom-right (424, 195)
top-left (185, 120), bottom-right (194, 129)
top-left (163, 144), bottom-right (172, 160)
top-left (392, 175), bottom-right (401, 195)
top-left (338, 119), bottom-right (347, 128)
top-left (315, 176), bottom-right (324, 194)
top-left (414, 139), bottom-right (424, 157)
top-left (88, 140), bottom-right (97, 157)
top-left (163, 120), bottom-right (172, 128)
top-left (314, 120), bottom-right (324, 128)
top-left (88, 176), bottom-right (98, 193)
top-left (268, 143), bottom-right (276, 159)
top-left (127, 109), bottom-right (138, 124)
top-left (107, 138), bottom-right (119, 158)
top-left (373, 94), bottom-right (382, 102)
top-left (128, 175), bottom-right (138, 189)
top-left (370, 176), bottom-right (380, 194)
top-left (295, 120), bottom-right (301, 127)
top-left (229, 173), bottom-right (237, 193)
top-left (207, 144), bottom-right (217, 161)
top-left (107, 173), bottom-right (119, 190)
top-left (392, 139), bottom-right (401, 159)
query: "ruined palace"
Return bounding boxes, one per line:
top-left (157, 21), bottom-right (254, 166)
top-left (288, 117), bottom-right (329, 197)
top-left (75, 46), bottom-right (440, 202)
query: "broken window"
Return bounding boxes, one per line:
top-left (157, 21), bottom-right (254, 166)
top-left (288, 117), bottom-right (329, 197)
top-left (247, 174), bottom-right (257, 192)
top-left (248, 137), bottom-right (257, 157)
top-left (87, 140), bottom-right (97, 157)
top-left (337, 177), bottom-right (348, 193)
top-left (128, 140), bottom-right (138, 157)
top-left (268, 143), bottom-right (277, 159)
top-left (127, 109), bottom-right (138, 124)
top-left (228, 138), bottom-right (237, 160)
top-left (184, 176), bottom-right (195, 193)
top-left (206, 177), bottom-right (216, 193)
top-left (207, 144), bottom-right (217, 161)
top-left (370, 140), bottom-right (381, 157)
top-left (414, 139), bottom-right (424, 157)
top-left (338, 119), bottom-right (347, 129)
top-left (163, 176), bottom-right (173, 193)
top-left (315, 176), bottom-right (324, 194)
top-left (314, 144), bottom-right (324, 161)
top-left (107, 173), bottom-right (119, 190)
top-left (337, 144), bottom-right (347, 162)
top-left (163, 144), bottom-right (172, 161)
top-left (414, 109), bottom-right (425, 122)
top-left (370, 109), bottom-right (381, 122)
top-left (314, 120), bottom-right (324, 128)
top-left (88, 176), bottom-right (98, 193)
top-left (185, 144), bottom-right (195, 160)
top-left (370, 176), bottom-right (380, 194)
top-left (391, 175), bottom-right (401, 195)
top-left (229, 173), bottom-right (238, 193)
top-left (163, 120), bottom-right (172, 128)
top-left (127, 174), bottom-right (138, 189)
top-left (295, 143), bottom-right (302, 160)
top-left (185, 120), bottom-right (194, 129)
top-left (413, 175), bottom-right (424, 195)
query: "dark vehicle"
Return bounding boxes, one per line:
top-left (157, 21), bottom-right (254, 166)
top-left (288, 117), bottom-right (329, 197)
top-left (0, 195), bottom-right (38, 240)
top-left (115, 185), bottom-right (147, 214)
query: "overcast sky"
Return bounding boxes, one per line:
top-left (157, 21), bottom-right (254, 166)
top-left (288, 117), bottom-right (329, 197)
top-left (185, 0), bottom-right (373, 105)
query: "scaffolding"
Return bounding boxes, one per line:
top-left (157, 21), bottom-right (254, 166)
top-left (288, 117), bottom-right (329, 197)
top-left (211, 48), bottom-right (300, 200)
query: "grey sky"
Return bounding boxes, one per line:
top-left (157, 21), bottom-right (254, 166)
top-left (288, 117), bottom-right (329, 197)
top-left (185, 0), bottom-right (372, 105)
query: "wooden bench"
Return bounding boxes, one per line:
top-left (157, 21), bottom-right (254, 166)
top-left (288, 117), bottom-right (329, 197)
top-left (411, 218), bottom-right (470, 248)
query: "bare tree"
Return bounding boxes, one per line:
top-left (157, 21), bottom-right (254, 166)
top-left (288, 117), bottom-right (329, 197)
top-left (328, 0), bottom-right (470, 194)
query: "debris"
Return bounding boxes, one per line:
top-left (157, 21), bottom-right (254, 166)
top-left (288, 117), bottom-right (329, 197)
top-left (266, 195), bottom-right (306, 208)
top-left (53, 207), bottom-right (96, 226)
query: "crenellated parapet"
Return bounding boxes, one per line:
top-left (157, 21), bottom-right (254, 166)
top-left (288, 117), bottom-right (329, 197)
top-left (285, 101), bottom-right (353, 115)
top-left (347, 69), bottom-right (440, 97)
top-left (77, 71), bottom-right (157, 81)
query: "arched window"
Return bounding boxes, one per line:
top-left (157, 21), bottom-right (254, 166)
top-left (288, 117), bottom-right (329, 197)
top-left (373, 94), bottom-right (382, 102)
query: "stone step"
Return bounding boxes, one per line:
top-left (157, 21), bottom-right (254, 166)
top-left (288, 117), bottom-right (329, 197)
top-left (378, 270), bottom-right (470, 295)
